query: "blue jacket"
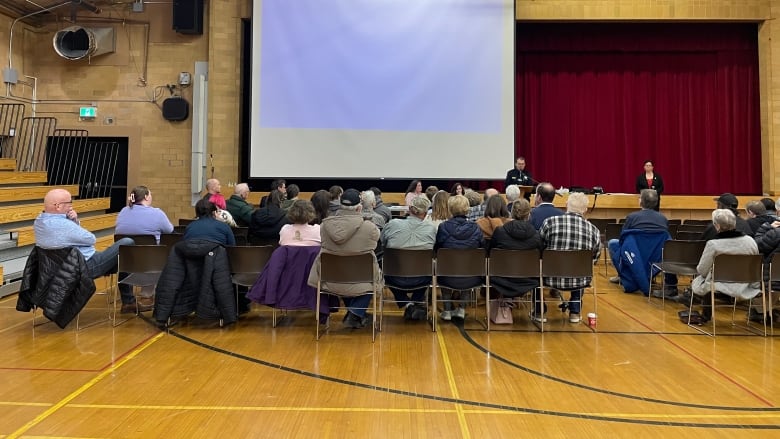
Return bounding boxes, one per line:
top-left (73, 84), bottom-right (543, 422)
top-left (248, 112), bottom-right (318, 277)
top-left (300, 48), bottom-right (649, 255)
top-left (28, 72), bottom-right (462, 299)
top-left (616, 229), bottom-right (670, 296)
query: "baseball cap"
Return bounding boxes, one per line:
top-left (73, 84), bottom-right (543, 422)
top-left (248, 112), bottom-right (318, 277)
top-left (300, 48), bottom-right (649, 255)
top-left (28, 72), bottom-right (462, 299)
top-left (340, 188), bottom-right (361, 206)
top-left (410, 195), bottom-right (431, 213)
top-left (714, 193), bottom-right (738, 209)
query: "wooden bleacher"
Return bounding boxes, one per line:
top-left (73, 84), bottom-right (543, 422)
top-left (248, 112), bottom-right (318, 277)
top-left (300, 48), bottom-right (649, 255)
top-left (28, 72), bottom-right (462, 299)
top-left (0, 159), bottom-right (16, 171)
top-left (0, 197), bottom-right (110, 225)
top-left (0, 184), bottom-right (79, 204)
top-left (0, 171), bottom-right (47, 185)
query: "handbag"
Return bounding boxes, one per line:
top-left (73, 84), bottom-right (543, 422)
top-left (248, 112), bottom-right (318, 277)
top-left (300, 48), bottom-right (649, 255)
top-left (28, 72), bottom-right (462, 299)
top-left (490, 300), bottom-right (514, 324)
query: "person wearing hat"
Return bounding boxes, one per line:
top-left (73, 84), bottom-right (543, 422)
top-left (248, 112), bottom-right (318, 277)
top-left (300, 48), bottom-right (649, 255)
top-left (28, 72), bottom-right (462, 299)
top-left (380, 195), bottom-right (437, 321)
top-left (307, 188), bottom-right (381, 329)
top-left (700, 193), bottom-right (752, 240)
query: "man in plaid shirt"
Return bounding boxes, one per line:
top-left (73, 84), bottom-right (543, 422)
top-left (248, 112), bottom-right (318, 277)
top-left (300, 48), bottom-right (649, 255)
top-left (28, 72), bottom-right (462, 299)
top-left (537, 192), bottom-right (601, 323)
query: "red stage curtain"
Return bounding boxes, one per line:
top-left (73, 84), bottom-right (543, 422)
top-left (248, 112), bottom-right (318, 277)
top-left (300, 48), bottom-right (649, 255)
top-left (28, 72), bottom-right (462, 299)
top-left (516, 23), bottom-right (761, 195)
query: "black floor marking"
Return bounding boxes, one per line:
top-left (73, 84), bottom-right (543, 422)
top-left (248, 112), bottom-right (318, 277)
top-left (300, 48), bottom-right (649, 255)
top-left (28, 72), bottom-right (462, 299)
top-left (139, 315), bottom-right (780, 429)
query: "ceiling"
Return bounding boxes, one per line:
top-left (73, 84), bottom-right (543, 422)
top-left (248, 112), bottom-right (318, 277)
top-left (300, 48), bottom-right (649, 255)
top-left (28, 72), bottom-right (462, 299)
top-left (0, 0), bottom-right (129, 26)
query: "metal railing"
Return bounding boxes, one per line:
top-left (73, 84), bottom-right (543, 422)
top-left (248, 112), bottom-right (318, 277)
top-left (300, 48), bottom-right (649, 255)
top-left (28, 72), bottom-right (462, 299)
top-left (47, 130), bottom-right (118, 199)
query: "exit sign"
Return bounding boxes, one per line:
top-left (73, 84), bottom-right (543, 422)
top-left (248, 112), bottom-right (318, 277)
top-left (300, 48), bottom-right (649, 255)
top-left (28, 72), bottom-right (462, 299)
top-left (79, 107), bottom-right (97, 119)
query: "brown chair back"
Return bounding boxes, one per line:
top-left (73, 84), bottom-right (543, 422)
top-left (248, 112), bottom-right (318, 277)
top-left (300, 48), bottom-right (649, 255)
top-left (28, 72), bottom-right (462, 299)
top-left (382, 248), bottom-right (434, 277)
top-left (320, 253), bottom-right (376, 283)
top-left (712, 254), bottom-right (762, 283)
top-left (541, 249), bottom-right (593, 279)
top-left (488, 249), bottom-right (540, 278)
top-left (435, 248), bottom-right (487, 277)
top-left (114, 234), bottom-right (157, 245)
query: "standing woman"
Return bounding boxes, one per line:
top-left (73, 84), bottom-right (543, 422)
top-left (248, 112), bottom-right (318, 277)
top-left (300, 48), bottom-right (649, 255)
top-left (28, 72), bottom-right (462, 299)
top-left (404, 179), bottom-right (423, 207)
top-left (115, 185), bottom-right (174, 243)
top-left (635, 160), bottom-right (664, 211)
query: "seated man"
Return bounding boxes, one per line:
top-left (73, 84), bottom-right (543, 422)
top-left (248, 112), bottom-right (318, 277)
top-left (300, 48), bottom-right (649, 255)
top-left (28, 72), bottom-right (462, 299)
top-left (380, 195), bottom-right (436, 321)
top-left (226, 183), bottom-right (255, 227)
top-left (530, 182), bottom-right (563, 230)
top-left (202, 178), bottom-right (226, 210)
top-left (692, 209), bottom-right (760, 323)
top-left (539, 192), bottom-right (601, 323)
top-left (745, 200), bottom-right (777, 236)
top-left (34, 189), bottom-right (142, 313)
top-left (607, 189), bottom-right (671, 295)
top-left (308, 188), bottom-right (381, 329)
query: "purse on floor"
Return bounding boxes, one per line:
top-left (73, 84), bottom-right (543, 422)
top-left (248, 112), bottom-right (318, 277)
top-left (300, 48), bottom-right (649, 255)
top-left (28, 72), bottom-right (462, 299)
top-left (490, 301), bottom-right (514, 324)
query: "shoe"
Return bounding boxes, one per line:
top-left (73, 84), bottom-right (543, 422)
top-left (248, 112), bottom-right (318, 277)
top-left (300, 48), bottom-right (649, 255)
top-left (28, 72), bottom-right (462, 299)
top-left (453, 307), bottom-right (466, 319)
top-left (120, 302), bottom-right (152, 314)
top-left (343, 312), bottom-right (366, 329)
top-left (403, 303), bottom-right (415, 320)
top-left (529, 311), bottom-right (547, 323)
top-left (440, 310), bottom-right (452, 321)
top-left (410, 305), bottom-right (427, 321)
top-left (609, 276), bottom-right (620, 284)
top-left (569, 313), bottom-right (581, 323)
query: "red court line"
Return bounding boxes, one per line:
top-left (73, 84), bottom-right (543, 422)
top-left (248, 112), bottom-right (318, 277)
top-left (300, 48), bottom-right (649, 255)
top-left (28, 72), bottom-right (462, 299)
top-left (600, 296), bottom-right (775, 407)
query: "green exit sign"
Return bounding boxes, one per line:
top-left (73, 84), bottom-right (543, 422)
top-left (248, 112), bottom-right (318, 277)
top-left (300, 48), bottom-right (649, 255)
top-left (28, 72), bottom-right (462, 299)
top-left (79, 107), bottom-right (97, 119)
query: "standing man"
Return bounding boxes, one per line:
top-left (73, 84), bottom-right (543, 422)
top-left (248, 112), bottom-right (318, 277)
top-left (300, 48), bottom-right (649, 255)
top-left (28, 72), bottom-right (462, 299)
top-left (504, 156), bottom-right (535, 193)
top-left (34, 189), bottom-right (142, 313)
top-left (226, 183), bottom-right (255, 227)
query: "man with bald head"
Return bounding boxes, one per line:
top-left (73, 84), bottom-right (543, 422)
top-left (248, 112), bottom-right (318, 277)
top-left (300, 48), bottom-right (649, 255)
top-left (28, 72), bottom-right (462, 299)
top-left (203, 178), bottom-right (227, 210)
top-left (34, 189), bottom-right (142, 312)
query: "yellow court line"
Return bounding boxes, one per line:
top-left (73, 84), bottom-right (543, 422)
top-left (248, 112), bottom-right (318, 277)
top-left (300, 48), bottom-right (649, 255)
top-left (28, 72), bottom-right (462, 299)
top-left (67, 404), bottom-right (457, 413)
top-left (464, 409), bottom-right (780, 419)
top-left (436, 327), bottom-right (471, 439)
top-left (6, 332), bottom-right (165, 439)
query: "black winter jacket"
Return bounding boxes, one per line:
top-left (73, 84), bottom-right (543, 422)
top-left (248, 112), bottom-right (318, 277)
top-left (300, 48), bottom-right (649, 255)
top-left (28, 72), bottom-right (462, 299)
top-left (153, 239), bottom-right (236, 325)
top-left (16, 246), bottom-right (96, 329)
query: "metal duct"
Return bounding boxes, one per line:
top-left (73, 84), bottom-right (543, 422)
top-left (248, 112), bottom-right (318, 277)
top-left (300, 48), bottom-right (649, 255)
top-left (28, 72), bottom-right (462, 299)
top-left (52, 26), bottom-right (115, 60)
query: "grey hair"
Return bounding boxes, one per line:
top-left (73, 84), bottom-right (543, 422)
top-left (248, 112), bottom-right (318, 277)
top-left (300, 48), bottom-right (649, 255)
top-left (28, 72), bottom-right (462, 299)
top-left (234, 183), bottom-right (249, 195)
top-left (711, 208), bottom-right (736, 231)
top-left (361, 190), bottom-right (376, 209)
top-left (505, 184), bottom-right (520, 202)
top-left (640, 189), bottom-right (658, 210)
top-left (567, 192), bottom-right (589, 214)
top-left (340, 204), bottom-right (361, 212)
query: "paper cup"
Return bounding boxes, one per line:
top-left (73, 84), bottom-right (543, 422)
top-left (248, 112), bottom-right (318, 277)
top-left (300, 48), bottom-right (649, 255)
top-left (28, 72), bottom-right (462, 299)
top-left (587, 312), bottom-right (597, 328)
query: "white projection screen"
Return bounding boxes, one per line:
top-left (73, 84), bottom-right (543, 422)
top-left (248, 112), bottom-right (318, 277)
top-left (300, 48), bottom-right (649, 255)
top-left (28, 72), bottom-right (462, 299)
top-left (250, 0), bottom-right (515, 180)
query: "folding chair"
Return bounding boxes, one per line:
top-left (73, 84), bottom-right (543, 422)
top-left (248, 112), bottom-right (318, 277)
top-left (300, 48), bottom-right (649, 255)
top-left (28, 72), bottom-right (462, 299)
top-left (433, 248), bottom-right (487, 329)
top-left (112, 245), bottom-right (170, 326)
top-left (159, 233), bottom-right (184, 247)
top-left (677, 224), bottom-right (707, 234)
top-left (687, 254), bottom-right (765, 337)
top-left (648, 240), bottom-right (705, 307)
top-left (486, 249), bottom-right (541, 331)
top-left (675, 231), bottom-right (704, 241)
top-left (766, 253), bottom-right (780, 335)
top-left (380, 248), bottom-right (435, 332)
top-left (667, 219), bottom-right (683, 226)
top-left (114, 234), bottom-right (157, 245)
top-left (316, 253), bottom-right (379, 341)
top-left (179, 218), bottom-right (196, 226)
top-left (226, 245), bottom-right (274, 320)
top-left (683, 219), bottom-right (711, 226)
top-left (232, 227), bottom-right (250, 246)
top-left (540, 249), bottom-right (596, 332)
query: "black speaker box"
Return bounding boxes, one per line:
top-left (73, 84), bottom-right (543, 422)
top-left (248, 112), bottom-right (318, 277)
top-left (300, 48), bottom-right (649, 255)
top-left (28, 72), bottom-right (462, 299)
top-left (173, 0), bottom-right (204, 35)
top-left (162, 97), bottom-right (189, 121)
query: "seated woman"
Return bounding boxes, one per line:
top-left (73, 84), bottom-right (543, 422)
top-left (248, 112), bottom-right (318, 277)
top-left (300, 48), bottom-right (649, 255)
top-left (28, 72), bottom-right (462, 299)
top-left (310, 189), bottom-right (331, 225)
top-left (476, 194), bottom-right (510, 240)
top-left (115, 185), bottom-right (174, 243)
top-left (426, 190), bottom-right (450, 230)
top-left (184, 199), bottom-right (236, 246)
top-left (249, 190), bottom-right (289, 245)
top-left (279, 200), bottom-right (321, 246)
top-left (490, 198), bottom-right (543, 304)
top-left (435, 194), bottom-right (484, 321)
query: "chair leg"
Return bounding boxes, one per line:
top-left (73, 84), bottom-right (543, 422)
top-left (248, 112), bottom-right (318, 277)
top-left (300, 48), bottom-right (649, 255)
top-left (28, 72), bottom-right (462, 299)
top-left (431, 285), bottom-right (437, 332)
top-left (486, 285), bottom-right (491, 332)
top-left (315, 284), bottom-right (322, 341)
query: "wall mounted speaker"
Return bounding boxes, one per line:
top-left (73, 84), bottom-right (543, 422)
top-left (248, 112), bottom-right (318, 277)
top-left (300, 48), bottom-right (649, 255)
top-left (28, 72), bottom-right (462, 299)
top-left (162, 97), bottom-right (189, 121)
top-left (173, 0), bottom-right (204, 35)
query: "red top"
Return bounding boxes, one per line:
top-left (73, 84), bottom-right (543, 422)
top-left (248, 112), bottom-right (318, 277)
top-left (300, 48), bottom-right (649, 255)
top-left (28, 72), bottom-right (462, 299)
top-left (646, 178), bottom-right (653, 189)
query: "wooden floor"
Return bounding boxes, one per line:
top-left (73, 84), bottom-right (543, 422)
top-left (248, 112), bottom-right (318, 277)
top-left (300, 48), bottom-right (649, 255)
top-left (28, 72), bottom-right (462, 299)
top-left (1, 272), bottom-right (779, 438)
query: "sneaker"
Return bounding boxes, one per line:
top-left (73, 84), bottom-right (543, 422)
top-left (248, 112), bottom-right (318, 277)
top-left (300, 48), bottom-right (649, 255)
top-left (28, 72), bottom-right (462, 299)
top-left (529, 311), bottom-right (547, 323)
top-left (410, 305), bottom-right (427, 321)
top-left (440, 310), bottom-right (452, 321)
top-left (343, 312), bottom-right (366, 329)
top-left (569, 313), bottom-right (581, 323)
top-left (609, 276), bottom-right (620, 284)
top-left (453, 307), bottom-right (466, 319)
top-left (403, 303), bottom-right (415, 320)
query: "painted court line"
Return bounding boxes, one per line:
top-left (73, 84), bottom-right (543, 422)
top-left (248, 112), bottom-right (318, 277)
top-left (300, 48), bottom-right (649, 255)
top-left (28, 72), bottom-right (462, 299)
top-left (436, 327), bottom-right (471, 439)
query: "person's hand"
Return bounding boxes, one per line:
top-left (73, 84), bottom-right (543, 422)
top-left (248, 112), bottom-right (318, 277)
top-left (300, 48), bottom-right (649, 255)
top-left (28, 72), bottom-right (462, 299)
top-left (771, 221), bottom-right (780, 228)
top-left (66, 209), bottom-right (78, 222)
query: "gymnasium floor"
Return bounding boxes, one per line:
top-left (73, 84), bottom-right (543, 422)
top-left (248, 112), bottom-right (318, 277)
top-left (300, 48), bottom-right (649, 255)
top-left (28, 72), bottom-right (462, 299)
top-left (0, 274), bottom-right (778, 438)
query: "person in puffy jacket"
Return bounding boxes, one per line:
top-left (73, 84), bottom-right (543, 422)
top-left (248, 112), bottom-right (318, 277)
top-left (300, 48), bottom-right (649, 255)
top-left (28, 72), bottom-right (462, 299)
top-left (435, 195), bottom-right (484, 321)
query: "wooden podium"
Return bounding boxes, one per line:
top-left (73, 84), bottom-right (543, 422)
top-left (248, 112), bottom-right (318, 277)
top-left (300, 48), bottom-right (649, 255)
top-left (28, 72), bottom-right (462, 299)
top-left (518, 185), bottom-right (535, 198)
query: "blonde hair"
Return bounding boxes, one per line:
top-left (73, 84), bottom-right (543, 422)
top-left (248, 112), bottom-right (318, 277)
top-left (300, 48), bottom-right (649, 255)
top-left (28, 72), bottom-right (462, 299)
top-left (566, 193), bottom-right (589, 214)
top-left (448, 195), bottom-right (470, 216)
top-left (431, 191), bottom-right (451, 221)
